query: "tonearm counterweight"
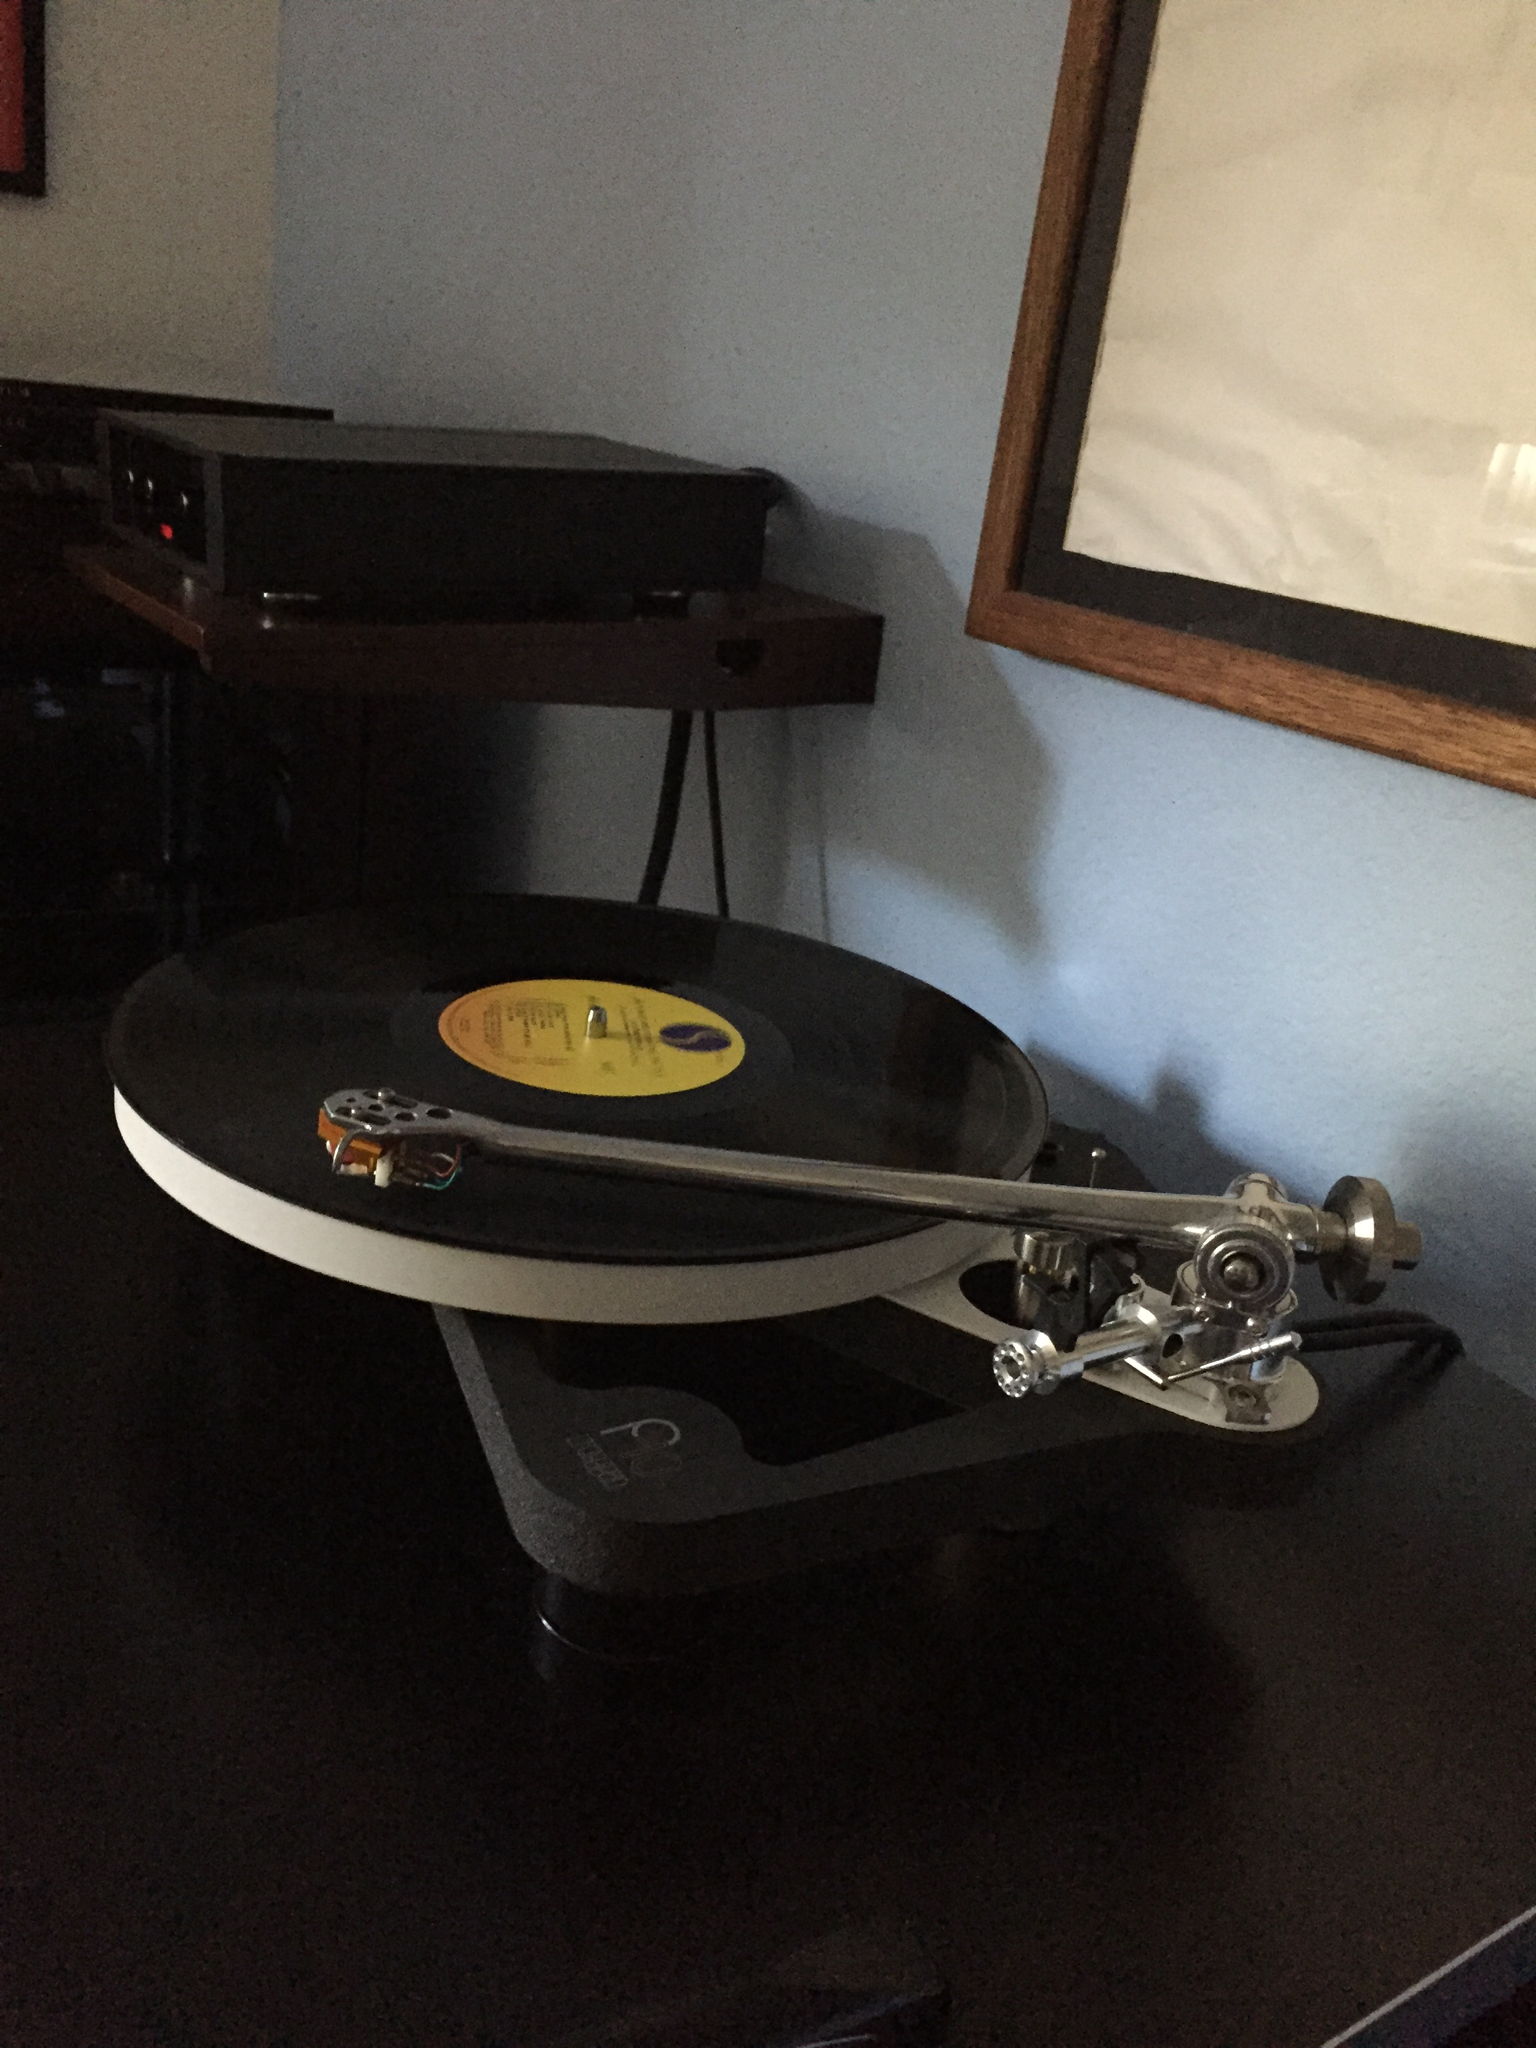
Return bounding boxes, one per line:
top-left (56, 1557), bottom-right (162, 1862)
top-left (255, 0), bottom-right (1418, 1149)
top-left (318, 1089), bottom-right (1422, 1431)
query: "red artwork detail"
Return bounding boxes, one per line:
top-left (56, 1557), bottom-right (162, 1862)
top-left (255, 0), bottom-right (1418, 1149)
top-left (0, 0), bottom-right (25, 175)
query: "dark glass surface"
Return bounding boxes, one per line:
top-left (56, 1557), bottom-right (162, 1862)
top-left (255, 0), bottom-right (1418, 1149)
top-left (107, 894), bottom-right (1049, 1264)
top-left (9, 1021), bottom-right (1536, 2046)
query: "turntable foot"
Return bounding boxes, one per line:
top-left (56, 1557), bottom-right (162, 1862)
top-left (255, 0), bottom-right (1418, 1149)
top-left (531, 1574), bottom-right (711, 1688)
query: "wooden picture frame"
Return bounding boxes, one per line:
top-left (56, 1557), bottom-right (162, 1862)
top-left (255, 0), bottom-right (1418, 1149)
top-left (0, 0), bottom-right (44, 198)
top-left (968, 0), bottom-right (1536, 800)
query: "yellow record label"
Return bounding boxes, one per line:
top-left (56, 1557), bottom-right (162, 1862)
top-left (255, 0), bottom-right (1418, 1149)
top-left (437, 978), bottom-right (745, 1096)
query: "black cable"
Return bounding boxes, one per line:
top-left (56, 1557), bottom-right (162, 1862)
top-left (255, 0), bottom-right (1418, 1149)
top-left (1286, 1310), bottom-right (1464, 1455)
top-left (702, 709), bottom-right (729, 919)
top-left (1296, 1309), bottom-right (1462, 1370)
top-left (1298, 1309), bottom-right (1442, 1338)
top-left (637, 711), bottom-right (692, 906)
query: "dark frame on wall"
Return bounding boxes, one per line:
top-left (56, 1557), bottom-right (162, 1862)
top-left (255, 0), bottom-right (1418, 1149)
top-left (968, 0), bottom-right (1536, 801)
top-left (0, 0), bottom-right (45, 198)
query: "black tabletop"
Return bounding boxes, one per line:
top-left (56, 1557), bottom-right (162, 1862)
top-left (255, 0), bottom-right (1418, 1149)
top-left (7, 1010), bottom-right (1536, 2046)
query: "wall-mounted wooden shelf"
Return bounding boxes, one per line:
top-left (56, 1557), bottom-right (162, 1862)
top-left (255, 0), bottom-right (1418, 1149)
top-left (67, 546), bottom-right (881, 710)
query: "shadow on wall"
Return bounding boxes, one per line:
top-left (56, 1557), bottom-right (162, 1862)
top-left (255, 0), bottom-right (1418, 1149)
top-left (768, 503), bottom-right (1055, 975)
top-left (1032, 1056), bottom-right (1247, 1195)
top-left (1036, 1049), bottom-right (1516, 1370)
top-left (1395, 1110), bottom-right (1535, 1382)
top-left (1032, 1056), bottom-right (1341, 1324)
top-left (770, 503), bottom-right (1505, 1371)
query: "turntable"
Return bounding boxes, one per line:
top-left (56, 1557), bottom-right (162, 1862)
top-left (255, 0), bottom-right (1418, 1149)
top-left (107, 894), bottom-right (1443, 1659)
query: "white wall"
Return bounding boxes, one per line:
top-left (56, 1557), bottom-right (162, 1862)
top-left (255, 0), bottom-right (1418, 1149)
top-left (274, 0), bottom-right (1536, 1383)
top-left (0, 0), bottom-right (281, 395)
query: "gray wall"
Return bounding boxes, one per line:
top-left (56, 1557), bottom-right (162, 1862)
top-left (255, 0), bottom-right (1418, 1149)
top-left (1, 0), bottom-right (280, 395)
top-left (274, 0), bottom-right (1536, 1380)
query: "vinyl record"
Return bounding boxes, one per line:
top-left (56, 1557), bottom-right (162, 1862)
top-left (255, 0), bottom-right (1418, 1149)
top-left (109, 895), bottom-right (1049, 1320)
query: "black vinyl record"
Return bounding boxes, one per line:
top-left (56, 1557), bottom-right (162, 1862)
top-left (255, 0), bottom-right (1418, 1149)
top-left (108, 895), bottom-right (1049, 1266)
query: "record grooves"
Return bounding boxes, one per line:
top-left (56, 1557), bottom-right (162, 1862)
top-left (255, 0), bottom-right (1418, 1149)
top-left (108, 895), bottom-right (1049, 1269)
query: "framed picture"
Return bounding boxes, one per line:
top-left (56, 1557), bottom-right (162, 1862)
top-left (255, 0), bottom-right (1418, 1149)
top-left (969, 0), bottom-right (1536, 799)
top-left (0, 0), bottom-right (44, 198)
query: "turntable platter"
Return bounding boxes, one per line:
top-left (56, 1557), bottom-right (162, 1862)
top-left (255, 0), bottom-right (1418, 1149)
top-left (109, 896), bottom-right (1048, 1321)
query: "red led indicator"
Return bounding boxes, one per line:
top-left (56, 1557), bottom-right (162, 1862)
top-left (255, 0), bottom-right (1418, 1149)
top-left (159, 522), bottom-right (175, 541)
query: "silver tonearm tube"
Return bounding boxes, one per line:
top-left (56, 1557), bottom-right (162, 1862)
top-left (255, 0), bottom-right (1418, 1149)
top-left (319, 1088), bottom-right (1422, 1427)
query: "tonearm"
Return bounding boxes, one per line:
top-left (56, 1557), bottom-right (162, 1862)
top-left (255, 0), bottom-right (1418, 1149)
top-left (317, 1089), bottom-right (1422, 1429)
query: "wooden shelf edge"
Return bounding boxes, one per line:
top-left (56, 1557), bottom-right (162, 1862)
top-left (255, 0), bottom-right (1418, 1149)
top-left (68, 545), bottom-right (212, 659)
top-left (66, 547), bottom-right (881, 710)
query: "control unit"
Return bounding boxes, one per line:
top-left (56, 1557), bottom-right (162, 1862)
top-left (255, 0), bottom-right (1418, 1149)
top-left (99, 413), bottom-right (774, 611)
